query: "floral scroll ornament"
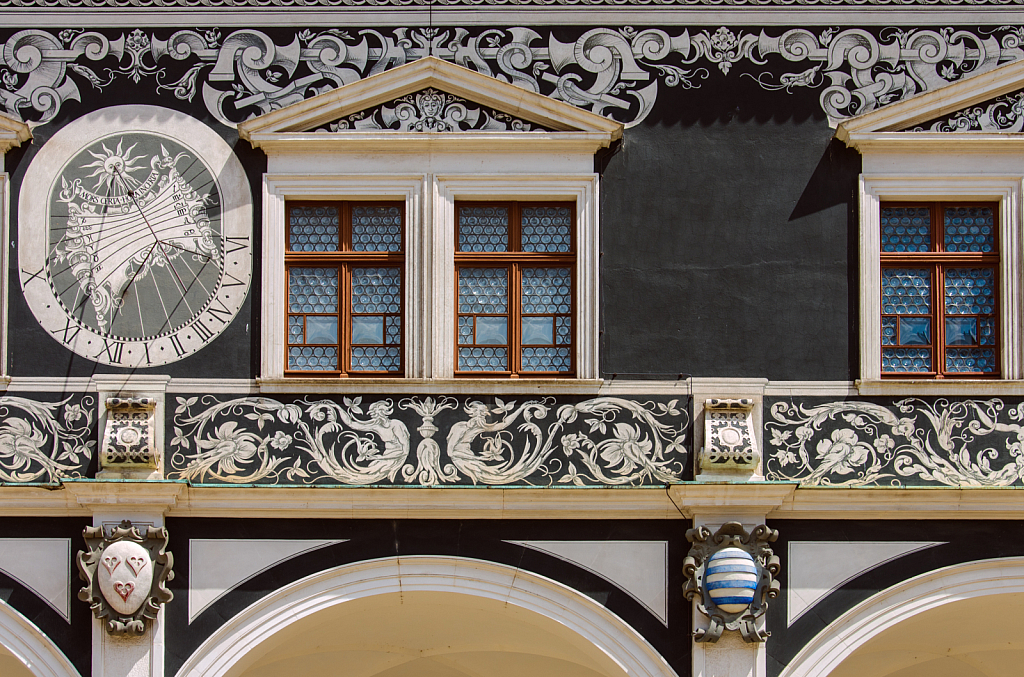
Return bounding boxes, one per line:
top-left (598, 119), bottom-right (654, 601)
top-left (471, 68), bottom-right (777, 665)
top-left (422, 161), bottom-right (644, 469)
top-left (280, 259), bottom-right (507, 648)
top-left (77, 521), bottom-right (174, 636)
top-left (766, 398), bottom-right (1024, 487)
top-left (683, 522), bottom-right (780, 643)
top-left (167, 395), bottom-right (687, 486)
top-left (0, 396), bottom-right (94, 483)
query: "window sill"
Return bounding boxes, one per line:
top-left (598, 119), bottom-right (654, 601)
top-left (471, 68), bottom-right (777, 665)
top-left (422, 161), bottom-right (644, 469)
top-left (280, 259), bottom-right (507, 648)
top-left (857, 379), bottom-right (1024, 396)
top-left (257, 377), bottom-right (605, 395)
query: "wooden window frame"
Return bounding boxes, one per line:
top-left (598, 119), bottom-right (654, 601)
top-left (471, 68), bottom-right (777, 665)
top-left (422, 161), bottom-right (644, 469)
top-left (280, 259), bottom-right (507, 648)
top-left (284, 200), bottom-right (405, 377)
top-left (454, 201), bottom-right (576, 378)
top-left (880, 200), bottom-right (1000, 379)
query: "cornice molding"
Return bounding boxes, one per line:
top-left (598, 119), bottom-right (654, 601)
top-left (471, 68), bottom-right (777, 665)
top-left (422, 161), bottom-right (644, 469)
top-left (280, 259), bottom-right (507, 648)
top-left (842, 132), bottom-right (1024, 153)
top-left (2, 482), bottom-right (1020, 520)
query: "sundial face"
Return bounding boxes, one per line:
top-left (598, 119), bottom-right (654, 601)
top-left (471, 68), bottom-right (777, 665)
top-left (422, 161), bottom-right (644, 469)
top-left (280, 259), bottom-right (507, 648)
top-left (20, 106), bottom-right (252, 367)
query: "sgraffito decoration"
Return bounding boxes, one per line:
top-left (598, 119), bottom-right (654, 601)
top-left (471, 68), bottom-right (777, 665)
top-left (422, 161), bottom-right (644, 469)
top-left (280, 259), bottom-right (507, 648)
top-left (0, 395), bottom-right (95, 483)
top-left (683, 521), bottom-right (780, 643)
top-left (77, 520), bottom-right (174, 635)
top-left (1, 25), bottom-right (1022, 128)
top-left (320, 87), bottom-right (547, 132)
top-left (166, 395), bottom-right (689, 486)
top-left (100, 397), bottom-right (157, 468)
top-left (766, 397), bottom-right (1024, 487)
top-left (913, 87), bottom-right (1024, 131)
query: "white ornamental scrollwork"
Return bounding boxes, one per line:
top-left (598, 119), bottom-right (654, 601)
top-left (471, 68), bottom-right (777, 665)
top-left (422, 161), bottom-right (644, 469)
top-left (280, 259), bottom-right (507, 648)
top-left (0, 395), bottom-right (95, 483)
top-left (912, 88), bottom-right (1024, 131)
top-left (166, 395), bottom-right (688, 486)
top-left (766, 398), bottom-right (1024, 487)
top-left (3, 25), bottom-right (1021, 128)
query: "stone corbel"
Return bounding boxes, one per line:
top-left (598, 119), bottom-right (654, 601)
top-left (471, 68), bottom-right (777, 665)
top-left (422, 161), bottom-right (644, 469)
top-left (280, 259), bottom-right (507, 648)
top-left (101, 397), bottom-right (158, 470)
top-left (698, 398), bottom-right (761, 481)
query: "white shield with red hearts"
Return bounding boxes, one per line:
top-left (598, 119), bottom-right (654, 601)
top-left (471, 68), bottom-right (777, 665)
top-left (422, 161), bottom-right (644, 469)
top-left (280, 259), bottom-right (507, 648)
top-left (96, 541), bottom-right (152, 616)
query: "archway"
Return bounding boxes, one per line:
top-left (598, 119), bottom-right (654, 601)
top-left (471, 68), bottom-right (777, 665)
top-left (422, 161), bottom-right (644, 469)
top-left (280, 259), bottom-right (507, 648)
top-left (781, 557), bottom-right (1024, 677)
top-left (0, 601), bottom-right (79, 677)
top-left (178, 556), bottom-right (678, 677)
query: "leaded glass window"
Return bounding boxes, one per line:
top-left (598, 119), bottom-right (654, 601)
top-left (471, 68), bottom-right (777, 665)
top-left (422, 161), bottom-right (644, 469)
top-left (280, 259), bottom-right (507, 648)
top-left (286, 202), bottom-right (403, 376)
top-left (455, 202), bottom-right (574, 376)
top-left (880, 202), bottom-right (999, 377)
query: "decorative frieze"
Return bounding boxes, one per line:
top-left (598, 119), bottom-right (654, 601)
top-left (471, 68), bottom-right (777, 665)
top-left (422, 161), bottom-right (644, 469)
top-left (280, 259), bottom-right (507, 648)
top-left (0, 395), bottom-right (95, 483)
top-left (684, 521), bottom-right (780, 643)
top-left (77, 520), bottom-right (174, 636)
top-left (167, 394), bottom-right (689, 486)
top-left (100, 397), bottom-right (158, 469)
top-left (766, 397), bottom-right (1024, 487)
top-left (0, 25), bottom-right (1021, 128)
top-left (913, 87), bottom-right (1024, 132)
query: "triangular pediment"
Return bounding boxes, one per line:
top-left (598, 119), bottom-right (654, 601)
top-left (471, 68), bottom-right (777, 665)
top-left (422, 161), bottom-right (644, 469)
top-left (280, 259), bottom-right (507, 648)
top-left (238, 56), bottom-right (622, 150)
top-left (836, 58), bottom-right (1024, 143)
top-left (0, 111), bottom-right (31, 153)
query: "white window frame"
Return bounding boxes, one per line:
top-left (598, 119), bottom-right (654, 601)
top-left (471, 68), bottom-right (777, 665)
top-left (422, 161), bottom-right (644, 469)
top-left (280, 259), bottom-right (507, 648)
top-left (859, 175), bottom-right (1023, 385)
top-left (260, 173), bottom-right (601, 387)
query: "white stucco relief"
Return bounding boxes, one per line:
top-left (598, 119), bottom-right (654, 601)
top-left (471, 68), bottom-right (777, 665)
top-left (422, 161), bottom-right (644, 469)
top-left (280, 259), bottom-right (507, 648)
top-left (507, 540), bottom-right (668, 624)
top-left (188, 539), bottom-right (345, 623)
top-left (787, 540), bottom-right (945, 626)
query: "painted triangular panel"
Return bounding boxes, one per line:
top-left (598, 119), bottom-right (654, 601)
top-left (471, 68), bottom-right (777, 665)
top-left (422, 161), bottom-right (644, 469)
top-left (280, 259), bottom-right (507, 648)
top-left (238, 56), bottom-right (623, 138)
top-left (314, 87), bottom-right (552, 133)
top-left (189, 539), bottom-right (345, 623)
top-left (911, 87), bottom-right (1024, 132)
top-left (787, 541), bottom-right (945, 626)
top-left (0, 538), bottom-right (71, 621)
top-left (507, 540), bottom-right (668, 624)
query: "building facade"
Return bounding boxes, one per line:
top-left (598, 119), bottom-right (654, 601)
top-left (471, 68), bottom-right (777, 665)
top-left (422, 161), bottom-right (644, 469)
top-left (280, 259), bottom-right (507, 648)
top-left (0, 3), bottom-right (1021, 676)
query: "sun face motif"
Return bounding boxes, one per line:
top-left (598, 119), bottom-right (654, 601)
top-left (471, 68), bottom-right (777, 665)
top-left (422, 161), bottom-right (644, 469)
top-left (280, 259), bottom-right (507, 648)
top-left (80, 139), bottom-right (146, 194)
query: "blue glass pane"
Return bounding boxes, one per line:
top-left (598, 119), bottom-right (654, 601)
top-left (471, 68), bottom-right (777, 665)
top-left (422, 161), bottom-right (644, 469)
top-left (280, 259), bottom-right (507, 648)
top-left (386, 316), bottom-right (401, 345)
top-left (882, 269), bottom-right (931, 315)
top-left (459, 268), bottom-right (508, 313)
top-left (289, 205), bottom-right (339, 252)
top-left (980, 317), bottom-right (996, 346)
top-left (521, 347), bottom-right (571, 372)
top-left (458, 347), bottom-right (507, 371)
top-left (522, 316), bottom-right (554, 345)
top-left (881, 206), bottom-right (930, 253)
top-left (881, 317), bottom-right (896, 346)
top-left (288, 316), bottom-right (304, 345)
top-left (351, 268), bottom-right (401, 314)
top-left (899, 317), bottom-right (931, 345)
top-left (945, 268), bottom-right (995, 315)
top-left (350, 346), bottom-right (400, 372)
top-left (945, 206), bottom-right (995, 253)
top-left (458, 207), bottom-right (508, 252)
top-left (475, 317), bottom-right (508, 345)
top-left (882, 347), bottom-right (931, 372)
top-left (458, 316), bottom-right (473, 346)
top-left (305, 316), bottom-right (338, 344)
top-left (555, 316), bottom-right (571, 345)
top-left (946, 348), bottom-right (997, 373)
top-left (351, 316), bottom-right (384, 344)
top-left (521, 206), bottom-right (572, 253)
top-left (522, 267), bottom-right (572, 314)
top-left (289, 268), bottom-right (338, 313)
top-left (289, 346), bottom-right (338, 370)
top-left (352, 205), bottom-right (402, 252)
top-left (946, 317), bottom-right (977, 346)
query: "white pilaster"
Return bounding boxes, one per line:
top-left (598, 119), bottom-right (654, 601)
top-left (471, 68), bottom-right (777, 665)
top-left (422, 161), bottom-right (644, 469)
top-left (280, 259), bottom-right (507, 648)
top-left (65, 483), bottom-right (184, 677)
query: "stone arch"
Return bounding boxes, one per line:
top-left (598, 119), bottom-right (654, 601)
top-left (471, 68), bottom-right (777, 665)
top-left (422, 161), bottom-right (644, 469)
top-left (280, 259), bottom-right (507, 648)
top-left (178, 555), bottom-right (678, 677)
top-left (781, 556), bottom-right (1024, 677)
top-left (0, 601), bottom-right (79, 677)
